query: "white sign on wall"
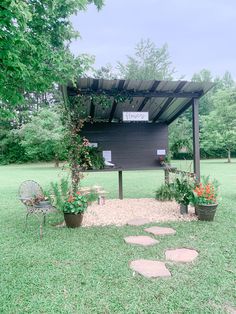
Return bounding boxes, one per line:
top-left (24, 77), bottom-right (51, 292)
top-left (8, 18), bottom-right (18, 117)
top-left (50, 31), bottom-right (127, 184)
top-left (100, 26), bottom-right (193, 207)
top-left (89, 143), bottom-right (98, 148)
top-left (102, 150), bottom-right (112, 162)
top-left (157, 149), bottom-right (166, 156)
top-left (123, 111), bottom-right (149, 121)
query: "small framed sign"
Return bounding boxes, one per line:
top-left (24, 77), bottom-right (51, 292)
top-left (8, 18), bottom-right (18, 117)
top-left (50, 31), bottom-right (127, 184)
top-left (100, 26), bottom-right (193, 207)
top-left (102, 150), bottom-right (112, 162)
top-left (157, 149), bottom-right (166, 156)
top-left (123, 111), bottom-right (149, 122)
top-left (89, 143), bottom-right (98, 148)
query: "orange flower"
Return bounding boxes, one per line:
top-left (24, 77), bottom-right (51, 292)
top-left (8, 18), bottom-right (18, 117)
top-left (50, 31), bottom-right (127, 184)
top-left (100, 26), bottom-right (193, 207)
top-left (67, 195), bottom-right (74, 202)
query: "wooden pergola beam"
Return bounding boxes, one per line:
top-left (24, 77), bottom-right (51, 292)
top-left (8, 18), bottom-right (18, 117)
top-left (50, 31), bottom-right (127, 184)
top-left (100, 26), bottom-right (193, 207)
top-left (108, 80), bottom-right (125, 122)
top-left (192, 98), bottom-right (200, 182)
top-left (138, 81), bottom-right (161, 111)
top-left (152, 81), bottom-right (187, 122)
top-left (166, 99), bottom-right (193, 125)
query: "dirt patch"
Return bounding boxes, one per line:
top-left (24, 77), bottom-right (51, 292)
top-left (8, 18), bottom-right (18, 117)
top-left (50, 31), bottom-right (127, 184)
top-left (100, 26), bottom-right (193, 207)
top-left (82, 198), bottom-right (197, 227)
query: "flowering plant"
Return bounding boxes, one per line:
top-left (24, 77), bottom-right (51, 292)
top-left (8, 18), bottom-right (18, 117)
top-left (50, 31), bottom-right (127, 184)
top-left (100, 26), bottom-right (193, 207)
top-left (63, 192), bottom-right (88, 214)
top-left (192, 177), bottom-right (219, 205)
top-left (78, 137), bottom-right (105, 170)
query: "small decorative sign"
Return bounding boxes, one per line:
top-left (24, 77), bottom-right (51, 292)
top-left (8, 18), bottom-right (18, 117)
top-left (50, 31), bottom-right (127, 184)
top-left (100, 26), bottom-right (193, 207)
top-left (123, 111), bottom-right (149, 121)
top-left (102, 150), bottom-right (112, 162)
top-left (89, 143), bottom-right (98, 148)
top-left (157, 149), bottom-right (166, 156)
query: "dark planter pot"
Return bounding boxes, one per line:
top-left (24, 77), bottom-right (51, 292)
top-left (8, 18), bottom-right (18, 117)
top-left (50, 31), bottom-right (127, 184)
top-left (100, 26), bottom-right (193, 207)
top-left (195, 204), bottom-right (218, 221)
top-left (64, 213), bottom-right (83, 228)
top-left (180, 204), bottom-right (188, 214)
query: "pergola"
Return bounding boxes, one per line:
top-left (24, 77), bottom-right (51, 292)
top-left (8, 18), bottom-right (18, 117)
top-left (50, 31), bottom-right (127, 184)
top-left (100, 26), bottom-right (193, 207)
top-left (62, 78), bottom-right (214, 198)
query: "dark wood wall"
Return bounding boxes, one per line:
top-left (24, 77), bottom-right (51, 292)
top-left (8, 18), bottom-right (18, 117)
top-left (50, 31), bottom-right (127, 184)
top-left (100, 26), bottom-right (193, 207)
top-left (81, 122), bottom-right (168, 170)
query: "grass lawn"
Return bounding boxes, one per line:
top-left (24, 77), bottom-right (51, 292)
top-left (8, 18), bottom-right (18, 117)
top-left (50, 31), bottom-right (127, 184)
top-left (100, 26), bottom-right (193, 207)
top-left (0, 160), bottom-right (235, 313)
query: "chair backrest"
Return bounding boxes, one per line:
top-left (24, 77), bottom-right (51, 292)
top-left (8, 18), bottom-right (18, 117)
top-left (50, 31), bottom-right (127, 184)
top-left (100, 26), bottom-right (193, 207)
top-left (19, 180), bottom-right (43, 202)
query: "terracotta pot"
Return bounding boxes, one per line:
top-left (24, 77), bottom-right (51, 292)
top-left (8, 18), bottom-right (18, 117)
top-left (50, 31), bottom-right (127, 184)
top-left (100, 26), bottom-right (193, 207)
top-left (195, 204), bottom-right (218, 221)
top-left (64, 213), bottom-right (83, 228)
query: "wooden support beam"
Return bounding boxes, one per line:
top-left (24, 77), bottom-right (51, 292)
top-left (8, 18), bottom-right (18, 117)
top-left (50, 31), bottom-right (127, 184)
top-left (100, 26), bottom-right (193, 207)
top-left (108, 80), bottom-right (125, 122)
top-left (118, 171), bottom-right (123, 199)
top-left (152, 81), bottom-right (187, 122)
top-left (138, 81), bottom-right (161, 111)
top-left (109, 100), bottom-right (117, 122)
top-left (166, 99), bottom-right (193, 125)
top-left (89, 100), bottom-right (95, 120)
top-left (192, 98), bottom-right (200, 182)
top-left (91, 79), bottom-right (99, 91)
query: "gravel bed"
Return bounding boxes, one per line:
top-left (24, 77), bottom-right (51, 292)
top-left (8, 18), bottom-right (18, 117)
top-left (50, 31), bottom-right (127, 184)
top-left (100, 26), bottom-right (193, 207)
top-left (82, 198), bottom-right (197, 227)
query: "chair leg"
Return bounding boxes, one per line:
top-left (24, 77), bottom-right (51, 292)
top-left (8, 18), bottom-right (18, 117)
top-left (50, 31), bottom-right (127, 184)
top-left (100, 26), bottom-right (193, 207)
top-left (40, 224), bottom-right (43, 240)
top-left (24, 213), bottom-right (29, 232)
top-left (43, 214), bottom-right (46, 226)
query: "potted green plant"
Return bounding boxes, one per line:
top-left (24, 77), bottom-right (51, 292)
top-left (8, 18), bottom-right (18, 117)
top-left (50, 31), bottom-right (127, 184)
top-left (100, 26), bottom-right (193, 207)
top-left (191, 177), bottom-right (219, 221)
top-left (63, 192), bottom-right (88, 228)
top-left (173, 175), bottom-right (194, 214)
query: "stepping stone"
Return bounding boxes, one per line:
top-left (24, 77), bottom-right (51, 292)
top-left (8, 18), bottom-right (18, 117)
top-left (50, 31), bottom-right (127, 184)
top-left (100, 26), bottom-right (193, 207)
top-left (127, 218), bottom-right (150, 226)
top-left (165, 248), bottom-right (198, 263)
top-left (124, 235), bottom-right (159, 246)
top-left (144, 226), bottom-right (176, 236)
top-left (130, 259), bottom-right (171, 278)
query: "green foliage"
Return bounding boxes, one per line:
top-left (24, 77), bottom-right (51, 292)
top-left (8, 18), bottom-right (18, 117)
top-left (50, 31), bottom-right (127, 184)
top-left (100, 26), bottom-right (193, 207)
top-left (63, 192), bottom-right (88, 214)
top-left (173, 174), bottom-right (195, 205)
top-left (94, 63), bottom-right (117, 79)
top-left (117, 39), bottom-right (175, 80)
top-left (77, 138), bottom-right (105, 170)
top-left (155, 183), bottom-right (175, 201)
top-left (169, 117), bottom-right (192, 158)
top-left (201, 88), bottom-right (236, 162)
top-left (48, 177), bottom-right (71, 211)
top-left (19, 108), bottom-right (67, 165)
top-left (86, 191), bottom-right (99, 203)
top-left (0, 0), bottom-right (103, 117)
top-left (0, 125), bottom-right (28, 164)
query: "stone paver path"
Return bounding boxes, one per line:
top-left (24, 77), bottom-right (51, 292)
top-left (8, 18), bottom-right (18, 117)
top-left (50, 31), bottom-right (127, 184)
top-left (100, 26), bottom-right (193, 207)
top-left (127, 225), bottom-right (199, 279)
top-left (165, 248), bottom-right (198, 262)
top-left (124, 235), bottom-right (159, 246)
top-left (127, 218), bottom-right (150, 226)
top-left (144, 226), bottom-right (176, 236)
top-left (130, 259), bottom-right (171, 278)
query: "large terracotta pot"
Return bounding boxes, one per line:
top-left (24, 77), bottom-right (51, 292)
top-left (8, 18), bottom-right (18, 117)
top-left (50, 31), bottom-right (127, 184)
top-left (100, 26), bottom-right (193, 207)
top-left (195, 204), bottom-right (218, 221)
top-left (64, 213), bottom-right (83, 228)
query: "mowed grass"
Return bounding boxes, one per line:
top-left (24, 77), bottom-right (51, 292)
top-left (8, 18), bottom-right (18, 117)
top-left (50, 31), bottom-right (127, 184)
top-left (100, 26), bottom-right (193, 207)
top-left (0, 160), bottom-right (235, 313)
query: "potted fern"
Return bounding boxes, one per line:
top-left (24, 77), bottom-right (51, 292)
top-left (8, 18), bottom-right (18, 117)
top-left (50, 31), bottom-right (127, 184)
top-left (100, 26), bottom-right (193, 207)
top-left (173, 174), bottom-right (194, 214)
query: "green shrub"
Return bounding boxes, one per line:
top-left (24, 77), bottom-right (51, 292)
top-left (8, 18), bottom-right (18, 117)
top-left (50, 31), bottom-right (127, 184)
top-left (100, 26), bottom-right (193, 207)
top-left (155, 183), bottom-right (175, 201)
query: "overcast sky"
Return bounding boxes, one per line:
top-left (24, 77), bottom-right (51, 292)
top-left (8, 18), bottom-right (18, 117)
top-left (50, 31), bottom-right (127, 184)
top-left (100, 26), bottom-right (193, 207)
top-left (70, 0), bottom-right (236, 80)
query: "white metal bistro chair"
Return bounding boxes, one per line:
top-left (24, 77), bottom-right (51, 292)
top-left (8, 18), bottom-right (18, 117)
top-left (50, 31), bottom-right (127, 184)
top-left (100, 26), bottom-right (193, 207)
top-left (19, 180), bottom-right (57, 239)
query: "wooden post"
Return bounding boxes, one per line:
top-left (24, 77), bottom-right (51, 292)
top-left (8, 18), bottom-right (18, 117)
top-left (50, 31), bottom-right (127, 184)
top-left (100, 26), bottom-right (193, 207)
top-left (118, 171), bottom-right (123, 199)
top-left (192, 98), bottom-right (200, 182)
top-left (164, 168), bottom-right (170, 184)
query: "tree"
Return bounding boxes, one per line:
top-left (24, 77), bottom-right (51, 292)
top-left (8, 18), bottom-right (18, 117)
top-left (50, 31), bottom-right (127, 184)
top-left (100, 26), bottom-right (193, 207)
top-left (0, 0), bottom-right (103, 117)
top-left (169, 117), bottom-right (192, 158)
top-left (19, 108), bottom-right (66, 166)
top-left (201, 88), bottom-right (236, 162)
top-left (117, 39), bottom-right (175, 80)
top-left (94, 63), bottom-right (117, 79)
